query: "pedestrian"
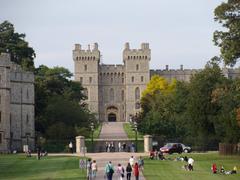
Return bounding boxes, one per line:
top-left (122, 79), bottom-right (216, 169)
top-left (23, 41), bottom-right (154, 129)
top-left (105, 142), bottom-right (108, 152)
top-left (211, 163), bottom-right (217, 174)
top-left (118, 142), bottom-right (122, 152)
top-left (86, 158), bottom-right (92, 180)
top-left (129, 156), bottom-right (134, 167)
top-left (37, 146), bottom-right (41, 160)
top-left (133, 162), bottom-right (140, 180)
top-left (122, 142), bottom-right (126, 152)
top-left (91, 160), bottom-right (97, 179)
top-left (105, 161), bottom-right (114, 180)
top-left (126, 162), bottom-right (132, 180)
top-left (131, 143), bottom-right (135, 152)
top-left (111, 142), bottom-right (115, 152)
top-left (138, 156), bottom-right (144, 171)
top-left (108, 143), bottom-right (111, 152)
top-left (69, 141), bottom-right (73, 153)
top-left (188, 157), bottom-right (194, 171)
top-left (117, 163), bottom-right (124, 180)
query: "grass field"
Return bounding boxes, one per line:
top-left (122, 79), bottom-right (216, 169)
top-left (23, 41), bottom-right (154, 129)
top-left (123, 122), bottom-right (143, 140)
top-left (143, 152), bottom-right (240, 180)
top-left (0, 155), bottom-right (86, 180)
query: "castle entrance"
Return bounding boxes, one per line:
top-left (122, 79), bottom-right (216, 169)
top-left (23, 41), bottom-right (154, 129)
top-left (108, 113), bottom-right (116, 122)
top-left (106, 105), bottom-right (119, 122)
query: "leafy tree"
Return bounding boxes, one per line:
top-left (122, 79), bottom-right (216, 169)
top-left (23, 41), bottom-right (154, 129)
top-left (213, 0), bottom-right (240, 66)
top-left (0, 21), bottom-right (35, 70)
top-left (185, 61), bottom-right (225, 149)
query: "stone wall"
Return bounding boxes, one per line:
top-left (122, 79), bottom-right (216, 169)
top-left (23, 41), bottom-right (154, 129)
top-left (0, 53), bottom-right (35, 153)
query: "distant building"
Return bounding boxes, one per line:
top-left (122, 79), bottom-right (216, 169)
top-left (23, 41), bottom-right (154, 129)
top-left (0, 53), bottom-right (35, 153)
top-left (73, 43), bottom-right (240, 122)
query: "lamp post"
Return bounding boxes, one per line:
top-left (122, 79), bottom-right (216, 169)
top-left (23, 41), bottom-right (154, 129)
top-left (134, 121), bottom-right (138, 152)
top-left (90, 122), bottom-right (94, 152)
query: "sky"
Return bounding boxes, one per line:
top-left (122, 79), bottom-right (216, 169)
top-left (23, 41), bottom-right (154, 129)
top-left (0, 0), bottom-right (225, 72)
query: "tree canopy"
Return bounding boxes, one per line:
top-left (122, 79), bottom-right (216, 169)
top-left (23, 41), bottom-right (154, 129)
top-left (213, 0), bottom-right (240, 66)
top-left (0, 21), bottom-right (35, 70)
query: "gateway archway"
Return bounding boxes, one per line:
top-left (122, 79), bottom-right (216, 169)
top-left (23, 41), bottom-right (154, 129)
top-left (106, 105), bottom-right (119, 122)
top-left (108, 113), bottom-right (117, 122)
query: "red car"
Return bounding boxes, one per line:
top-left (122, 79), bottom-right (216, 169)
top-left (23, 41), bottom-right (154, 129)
top-left (160, 143), bottom-right (183, 154)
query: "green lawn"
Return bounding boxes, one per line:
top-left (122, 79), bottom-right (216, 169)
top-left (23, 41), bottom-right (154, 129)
top-left (143, 152), bottom-right (240, 180)
top-left (123, 122), bottom-right (143, 140)
top-left (0, 155), bottom-right (86, 180)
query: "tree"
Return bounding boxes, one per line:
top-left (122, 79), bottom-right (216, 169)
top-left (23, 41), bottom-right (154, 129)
top-left (0, 21), bottom-right (35, 70)
top-left (213, 1), bottom-right (240, 66)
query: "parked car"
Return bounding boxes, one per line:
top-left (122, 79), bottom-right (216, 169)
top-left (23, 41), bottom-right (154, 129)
top-left (160, 143), bottom-right (183, 154)
top-left (180, 143), bottom-right (191, 153)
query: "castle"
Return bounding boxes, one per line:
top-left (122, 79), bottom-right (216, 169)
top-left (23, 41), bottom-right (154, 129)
top-left (73, 43), bottom-right (240, 122)
top-left (0, 53), bottom-right (35, 153)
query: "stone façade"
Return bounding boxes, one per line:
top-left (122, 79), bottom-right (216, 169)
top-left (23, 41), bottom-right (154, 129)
top-left (73, 43), bottom-right (240, 122)
top-left (0, 53), bottom-right (35, 153)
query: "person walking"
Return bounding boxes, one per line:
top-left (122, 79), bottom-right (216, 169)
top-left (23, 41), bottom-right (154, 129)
top-left (86, 158), bottom-right (92, 180)
top-left (133, 162), bottom-right (140, 180)
top-left (117, 163), bottom-right (124, 180)
top-left (138, 156), bottom-right (144, 171)
top-left (91, 160), bottom-right (98, 179)
top-left (105, 161), bottom-right (114, 180)
top-left (69, 141), bottom-right (73, 153)
top-left (129, 156), bottom-right (134, 167)
top-left (118, 142), bottom-right (122, 152)
top-left (126, 163), bottom-right (132, 180)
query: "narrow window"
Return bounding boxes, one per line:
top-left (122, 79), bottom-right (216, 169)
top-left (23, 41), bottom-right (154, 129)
top-left (121, 90), bottom-right (124, 101)
top-left (131, 76), bottom-right (134, 83)
top-left (89, 77), bottom-right (92, 83)
top-left (141, 76), bottom-right (144, 82)
top-left (111, 78), bottom-right (113, 83)
top-left (0, 111), bottom-right (1, 123)
top-left (80, 77), bottom-right (83, 83)
top-left (135, 87), bottom-right (140, 100)
top-left (26, 114), bottom-right (29, 125)
top-left (122, 78), bottom-right (124, 83)
top-left (136, 64), bottom-right (139, 71)
top-left (84, 65), bottom-right (87, 71)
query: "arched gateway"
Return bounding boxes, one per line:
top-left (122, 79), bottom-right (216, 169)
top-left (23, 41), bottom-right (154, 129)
top-left (106, 106), bottom-right (119, 122)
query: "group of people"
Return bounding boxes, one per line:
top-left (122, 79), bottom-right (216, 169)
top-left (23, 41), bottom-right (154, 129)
top-left (105, 142), bottom-right (136, 152)
top-left (212, 164), bottom-right (237, 175)
top-left (149, 149), bottom-right (165, 160)
top-left (86, 156), bottom-right (144, 180)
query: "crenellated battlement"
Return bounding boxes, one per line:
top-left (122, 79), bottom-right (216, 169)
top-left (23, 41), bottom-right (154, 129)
top-left (73, 43), bottom-right (100, 62)
top-left (100, 64), bottom-right (124, 72)
top-left (123, 42), bottom-right (151, 62)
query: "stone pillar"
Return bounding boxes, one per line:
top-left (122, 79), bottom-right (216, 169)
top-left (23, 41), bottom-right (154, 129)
top-left (76, 136), bottom-right (85, 154)
top-left (144, 135), bottom-right (152, 153)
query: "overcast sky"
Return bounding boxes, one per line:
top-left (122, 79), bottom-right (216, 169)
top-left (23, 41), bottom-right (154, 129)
top-left (1, 0), bottom-right (225, 72)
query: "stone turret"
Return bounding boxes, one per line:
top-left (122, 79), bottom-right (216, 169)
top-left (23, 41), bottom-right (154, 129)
top-left (73, 43), bottom-right (100, 120)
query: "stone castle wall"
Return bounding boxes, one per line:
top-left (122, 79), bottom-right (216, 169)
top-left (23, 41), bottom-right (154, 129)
top-left (0, 53), bottom-right (35, 153)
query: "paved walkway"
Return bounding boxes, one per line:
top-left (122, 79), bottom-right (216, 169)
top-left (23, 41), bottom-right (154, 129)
top-left (99, 122), bottom-right (128, 139)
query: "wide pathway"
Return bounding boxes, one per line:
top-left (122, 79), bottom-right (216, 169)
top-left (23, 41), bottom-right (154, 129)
top-left (99, 122), bottom-right (128, 139)
top-left (87, 152), bottom-right (146, 180)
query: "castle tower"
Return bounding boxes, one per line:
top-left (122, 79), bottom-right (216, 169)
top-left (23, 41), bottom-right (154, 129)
top-left (0, 53), bottom-right (11, 152)
top-left (73, 43), bottom-right (100, 120)
top-left (123, 42), bottom-right (150, 121)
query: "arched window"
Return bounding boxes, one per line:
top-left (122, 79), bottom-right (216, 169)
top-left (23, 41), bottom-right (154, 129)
top-left (145, 56), bottom-right (147, 59)
top-left (132, 76), bottom-right (134, 82)
top-left (110, 88), bottom-right (114, 101)
top-left (141, 76), bottom-right (144, 82)
top-left (135, 87), bottom-right (140, 100)
top-left (84, 64), bottom-right (87, 71)
top-left (121, 90), bottom-right (124, 101)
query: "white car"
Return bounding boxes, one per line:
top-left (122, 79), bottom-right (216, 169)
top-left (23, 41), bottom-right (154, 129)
top-left (181, 143), bottom-right (191, 153)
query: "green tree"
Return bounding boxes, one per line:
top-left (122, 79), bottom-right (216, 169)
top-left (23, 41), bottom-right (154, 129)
top-left (213, 0), bottom-right (240, 66)
top-left (0, 21), bottom-right (35, 70)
